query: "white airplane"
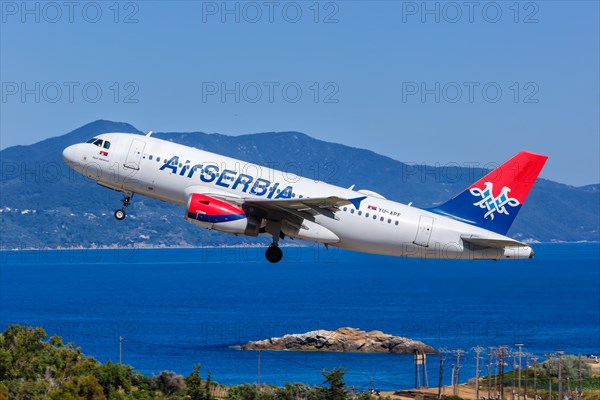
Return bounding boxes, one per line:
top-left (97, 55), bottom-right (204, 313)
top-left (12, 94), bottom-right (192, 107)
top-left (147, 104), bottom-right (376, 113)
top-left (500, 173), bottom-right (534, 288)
top-left (62, 132), bottom-right (547, 263)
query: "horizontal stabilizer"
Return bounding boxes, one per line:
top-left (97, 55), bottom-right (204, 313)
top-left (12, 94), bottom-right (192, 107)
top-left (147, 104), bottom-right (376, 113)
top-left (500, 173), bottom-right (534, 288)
top-left (461, 235), bottom-right (529, 249)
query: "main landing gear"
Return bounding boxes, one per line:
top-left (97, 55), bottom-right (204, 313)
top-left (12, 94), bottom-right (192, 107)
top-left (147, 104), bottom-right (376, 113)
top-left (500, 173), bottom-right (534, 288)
top-left (265, 244), bottom-right (283, 263)
top-left (265, 220), bottom-right (284, 263)
top-left (114, 193), bottom-right (133, 221)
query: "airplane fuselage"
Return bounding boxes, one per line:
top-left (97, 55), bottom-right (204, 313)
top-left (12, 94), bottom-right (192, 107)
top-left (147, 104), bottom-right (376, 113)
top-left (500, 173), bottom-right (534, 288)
top-left (63, 132), bottom-right (536, 261)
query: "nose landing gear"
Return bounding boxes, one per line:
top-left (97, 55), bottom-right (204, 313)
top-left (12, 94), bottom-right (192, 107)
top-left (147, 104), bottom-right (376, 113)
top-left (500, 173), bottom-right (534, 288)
top-left (114, 193), bottom-right (133, 221)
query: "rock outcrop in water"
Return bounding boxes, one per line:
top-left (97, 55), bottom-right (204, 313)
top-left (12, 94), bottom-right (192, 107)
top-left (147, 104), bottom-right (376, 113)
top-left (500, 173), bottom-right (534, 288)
top-left (236, 327), bottom-right (435, 354)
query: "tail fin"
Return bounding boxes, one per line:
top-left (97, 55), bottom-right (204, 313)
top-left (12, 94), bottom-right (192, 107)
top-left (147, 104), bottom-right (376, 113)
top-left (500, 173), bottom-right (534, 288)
top-left (429, 151), bottom-right (548, 235)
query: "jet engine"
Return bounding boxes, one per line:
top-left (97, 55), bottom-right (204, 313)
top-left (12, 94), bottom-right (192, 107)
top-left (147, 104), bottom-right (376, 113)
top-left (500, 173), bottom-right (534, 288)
top-left (185, 193), bottom-right (262, 236)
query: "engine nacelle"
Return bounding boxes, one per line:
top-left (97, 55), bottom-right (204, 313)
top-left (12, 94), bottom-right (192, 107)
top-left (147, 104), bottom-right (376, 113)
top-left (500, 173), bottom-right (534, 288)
top-left (185, 194), bottom-right (261, 236)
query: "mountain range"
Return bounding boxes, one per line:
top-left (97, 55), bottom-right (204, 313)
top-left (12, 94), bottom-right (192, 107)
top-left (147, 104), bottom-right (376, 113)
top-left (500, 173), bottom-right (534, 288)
top-left (1, 120), bottom-right (598, 249)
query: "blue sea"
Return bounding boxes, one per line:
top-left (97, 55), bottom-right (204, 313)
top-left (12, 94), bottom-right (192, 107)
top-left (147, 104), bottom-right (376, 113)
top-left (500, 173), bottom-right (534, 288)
top-left (1, 243), bottom-right (599, 391)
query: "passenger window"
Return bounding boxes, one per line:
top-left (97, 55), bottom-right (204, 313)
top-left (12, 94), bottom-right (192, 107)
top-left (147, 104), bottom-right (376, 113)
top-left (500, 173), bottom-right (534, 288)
top-left (358, 211), bottom-right (362, 216)
top-left (395, 221), bottom-right (399, 226)
top-left (149, 155), bottom-right (153, 160)
top-left (380, 217), bottom-right (384, 221)
top-left (103, 141), bottom-right (111, 149)
top-left (351, 209), bottom-right (355, 214)
top-left (373, 215), bottom-right (377, 220)
top-left (157, 157), bottom-right (160, 162)
top-left (366, 213), bottom-right (369, 218)
top-left (93, 139), bottom-right (103, 147)
top-left (388, 218), bottom-right (392, 224)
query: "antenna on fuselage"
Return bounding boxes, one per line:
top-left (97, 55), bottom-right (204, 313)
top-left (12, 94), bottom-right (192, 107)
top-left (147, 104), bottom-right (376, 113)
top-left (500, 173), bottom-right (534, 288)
top-left (146, 131), bottom-right (153, 137)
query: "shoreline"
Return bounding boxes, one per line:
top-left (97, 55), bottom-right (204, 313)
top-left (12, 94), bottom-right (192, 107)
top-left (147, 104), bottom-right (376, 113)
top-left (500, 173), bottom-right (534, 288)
top-left (1, 241), bottom-right (598, 252)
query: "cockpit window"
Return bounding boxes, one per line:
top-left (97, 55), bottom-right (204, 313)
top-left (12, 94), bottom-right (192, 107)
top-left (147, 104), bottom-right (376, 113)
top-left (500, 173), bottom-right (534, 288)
top-left (93, 139), bottom-right (104, 147)
top-left (86, 138), bottom-right (97, 143)
top-left (103, 141), bottom-right (111, 149)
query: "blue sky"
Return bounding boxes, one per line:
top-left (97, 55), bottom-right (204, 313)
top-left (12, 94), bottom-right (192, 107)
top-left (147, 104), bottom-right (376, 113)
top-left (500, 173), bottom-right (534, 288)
top-left (1, 1), bottom-right (598, 185)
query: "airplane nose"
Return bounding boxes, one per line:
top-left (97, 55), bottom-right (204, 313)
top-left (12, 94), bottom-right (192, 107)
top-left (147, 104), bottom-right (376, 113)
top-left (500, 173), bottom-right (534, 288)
top-left (62, 145), bottom-right (78, 164)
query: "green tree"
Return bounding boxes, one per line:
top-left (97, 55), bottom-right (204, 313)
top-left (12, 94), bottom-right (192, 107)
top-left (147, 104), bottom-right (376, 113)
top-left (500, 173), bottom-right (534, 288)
top-left (541, 356), bottom-right (592, 381)
top-left (152, 370), bottom-right (185, 396)
top-left (319, 367), bottom-right (348, 400)
top-left (226, 383), bottom-right (261, 400)
top-left (50, 374), bottom-right (107, 400)
top-left (93, 361), bottom-right (134, 396)
top-left (186, 364), bottom-right (207, 400)
top-left (273, 383), bottom-right (313, 400)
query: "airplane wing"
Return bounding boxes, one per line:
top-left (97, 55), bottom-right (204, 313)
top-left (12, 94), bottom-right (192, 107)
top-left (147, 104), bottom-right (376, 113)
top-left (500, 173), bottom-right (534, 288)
top-left (204, 193), bottom-right (365, 226)
top-left (461, 235), bottom-right (529, 249)
top-left (245, 196), bottom-right (358, 221)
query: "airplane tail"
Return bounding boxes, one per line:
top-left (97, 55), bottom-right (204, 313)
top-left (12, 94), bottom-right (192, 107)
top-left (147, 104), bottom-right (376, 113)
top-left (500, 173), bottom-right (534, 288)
top-left (429, 151), bottom-right (548, 235)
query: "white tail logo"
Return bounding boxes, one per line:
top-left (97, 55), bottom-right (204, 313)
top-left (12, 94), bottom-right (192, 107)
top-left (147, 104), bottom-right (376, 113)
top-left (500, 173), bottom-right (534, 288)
top-left (470, 182), bottom-right (520, 220)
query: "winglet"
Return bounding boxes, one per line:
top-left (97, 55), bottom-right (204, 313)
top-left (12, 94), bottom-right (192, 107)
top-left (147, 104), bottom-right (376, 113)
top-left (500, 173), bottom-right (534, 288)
top-left (348, 196), bottom-right (366, 209)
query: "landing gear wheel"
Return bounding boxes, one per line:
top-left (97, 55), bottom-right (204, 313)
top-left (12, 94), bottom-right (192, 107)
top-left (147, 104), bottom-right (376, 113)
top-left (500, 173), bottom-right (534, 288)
top-left (265, 245), bottom-right (283, 263)
top-left (114, 209), bottom-right (126, 221)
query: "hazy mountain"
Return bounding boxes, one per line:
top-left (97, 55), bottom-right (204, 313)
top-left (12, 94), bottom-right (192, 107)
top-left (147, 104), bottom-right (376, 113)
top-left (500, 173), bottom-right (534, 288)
top-left (1, 120), bottom-right (598, 249)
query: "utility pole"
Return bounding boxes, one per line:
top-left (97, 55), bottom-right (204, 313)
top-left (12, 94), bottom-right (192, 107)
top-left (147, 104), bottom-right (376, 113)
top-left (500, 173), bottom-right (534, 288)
top-left (423, 352), bottom-right (429, 388)
top-left (475, 346), bottom-right (484, 400)
top-left (499, 346), bottom-right (508, 400)
top-left (512, 352), bottom-right (516, 400)
top-left (488, 347), bottom-right (495, 400)
top-left (438, 352), bottom-right (445, 399)
top-left (523, 354), bottom-right (529, 400)
top-left (557, 350), bottom-right (564, 400)
top-left (531, 357), bottom-right (538, 400)
top-left (451, 364), bottom-right (456, 395)
top-left (524, 354), bottom-right (529, 400)
top-left (455, 350), bottom-right (464, 396)
top-left (119, 336), bottom-right (122, 364)
top-left (516, 343), bottom-right (524, 400)
top-left (545, 354), bottom-right (554, 400)
top-left (257, 350), bottom-right (261, 386)
top-left (578, 355), bottom-right (583, 400)
top-left (415, 350), bottom-right (421, 389)
top-left (495, 354), bottom-right (500, 399)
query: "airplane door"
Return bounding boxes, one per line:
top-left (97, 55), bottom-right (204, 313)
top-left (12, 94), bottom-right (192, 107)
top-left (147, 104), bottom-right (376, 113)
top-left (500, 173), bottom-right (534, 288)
top-left (413, 216), bottom-right (434, 247)
top-left (124, 139), bottom-right (146, 170)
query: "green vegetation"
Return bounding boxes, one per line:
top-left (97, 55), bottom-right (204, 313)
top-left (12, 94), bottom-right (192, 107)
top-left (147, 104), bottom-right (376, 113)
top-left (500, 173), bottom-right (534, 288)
top-left (0, 325), bottom-right (391, 400)
top-left (470, 356), bottom-right (599, 400)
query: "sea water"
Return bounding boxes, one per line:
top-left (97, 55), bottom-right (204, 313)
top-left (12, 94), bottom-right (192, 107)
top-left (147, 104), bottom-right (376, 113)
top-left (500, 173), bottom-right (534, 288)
top-left (1, 243), bottom-right (598, 391)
